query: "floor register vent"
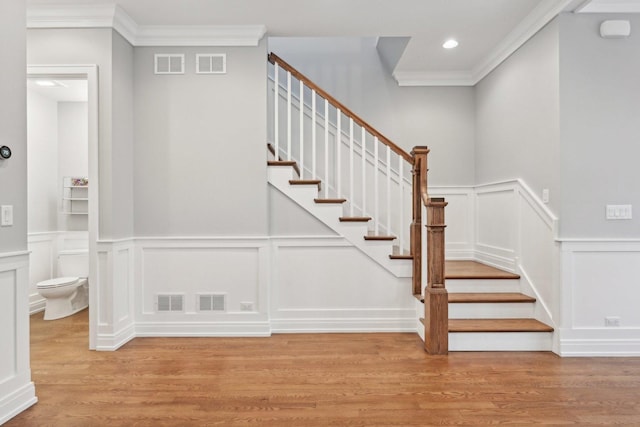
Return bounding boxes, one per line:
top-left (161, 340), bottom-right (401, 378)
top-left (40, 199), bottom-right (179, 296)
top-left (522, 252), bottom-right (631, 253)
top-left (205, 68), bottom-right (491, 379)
top-left (157, 294), bottom-right (184, 312)
top-left (199, 294), bottom-right (226, 312)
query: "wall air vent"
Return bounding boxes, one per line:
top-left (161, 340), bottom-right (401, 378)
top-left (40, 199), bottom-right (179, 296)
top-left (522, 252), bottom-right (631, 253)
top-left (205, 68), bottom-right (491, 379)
top-left (154, 54), bottom-right (185, 75)
top-left (198, 294), bottom-right (226, 312)
top-left (157, 294), bottom-right (184, 312)
top-left (196, 54), bottom-right (226, 74)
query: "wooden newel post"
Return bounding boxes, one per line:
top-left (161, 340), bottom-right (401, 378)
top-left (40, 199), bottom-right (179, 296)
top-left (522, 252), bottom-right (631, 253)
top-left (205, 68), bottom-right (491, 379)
top-left (425, 197), bottom-right (448, 355)
top-left (410, 146), bottom-right (429, 296)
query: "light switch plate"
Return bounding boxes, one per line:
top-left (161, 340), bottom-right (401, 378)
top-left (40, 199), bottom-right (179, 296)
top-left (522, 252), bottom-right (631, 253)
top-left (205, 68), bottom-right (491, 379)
top-left (1, 205), bottom-right (13, 226)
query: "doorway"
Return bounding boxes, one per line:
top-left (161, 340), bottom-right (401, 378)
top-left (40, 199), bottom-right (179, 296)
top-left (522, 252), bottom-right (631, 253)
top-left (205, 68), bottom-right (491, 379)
top-left (27, 65), bottom-right (99, 349)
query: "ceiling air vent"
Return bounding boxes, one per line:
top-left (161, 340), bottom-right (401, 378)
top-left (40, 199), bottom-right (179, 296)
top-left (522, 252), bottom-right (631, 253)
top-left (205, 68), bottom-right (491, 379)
top-left (154, 54), bottom-right (185, 75)
top-left (157, 294), bottom-right (184, 312)
top-left (196, 54), bottom-right (226, 74)
top-left (199, 294), bottom-right (226, 312)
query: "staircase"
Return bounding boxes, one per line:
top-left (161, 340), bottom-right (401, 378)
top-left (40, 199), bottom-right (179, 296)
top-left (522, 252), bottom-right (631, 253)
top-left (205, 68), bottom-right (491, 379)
top-left (267, 52), bottom-right (554, 353)
top-left (445, 260), bottom-right (553, 351)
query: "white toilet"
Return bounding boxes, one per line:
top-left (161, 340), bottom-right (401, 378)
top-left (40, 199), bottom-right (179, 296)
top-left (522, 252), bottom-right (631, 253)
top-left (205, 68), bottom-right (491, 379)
top-left (37, 250), bottom-right (89, 320)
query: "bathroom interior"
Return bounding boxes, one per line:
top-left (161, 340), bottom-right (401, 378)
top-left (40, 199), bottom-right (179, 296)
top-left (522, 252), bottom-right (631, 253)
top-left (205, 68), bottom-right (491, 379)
top-left (27, 77), bottom-right (90, 328)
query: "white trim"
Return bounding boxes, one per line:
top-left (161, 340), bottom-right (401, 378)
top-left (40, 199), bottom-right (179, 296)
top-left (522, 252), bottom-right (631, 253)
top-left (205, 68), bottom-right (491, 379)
top-left (0, 383), bottom-right (37, 426)
top-left (135, 321), bottom-right (271, 337)
top-left (575, 0), bottom-right (640, 13)
top-left (95, 323), bottom-right (136, 351)
top-left (393, 70), bottom-right (475, 87)
top-left (27, 4), bottom-right (266, 47)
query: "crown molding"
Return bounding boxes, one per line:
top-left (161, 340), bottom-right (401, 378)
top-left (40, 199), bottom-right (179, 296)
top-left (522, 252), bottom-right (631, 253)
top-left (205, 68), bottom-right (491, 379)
top-left (470, 0), bottom-right (575, 85)
top-left (575, 0), bottom-right (640, 13)
top-left (393, 70), bottom-right (475, 87)
top-left (26, 4), bottom-right (266, 47)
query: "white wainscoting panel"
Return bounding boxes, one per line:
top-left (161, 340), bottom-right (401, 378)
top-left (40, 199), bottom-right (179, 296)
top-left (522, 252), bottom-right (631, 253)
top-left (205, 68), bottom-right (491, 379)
top-left (135, 238), bottom-right (271, 337)
top-left (0, 252), bottom-right (37, 424)
top-left (430, 187), bottom-right (474, 259)
top-left (475, 183), bottom-right (517, 270)
top-left (559, 240), bottom-right (640, 356)
top-left (95, 239), bottom-right (136, 350)
top-left (271, 237), bottom-right (415, 332)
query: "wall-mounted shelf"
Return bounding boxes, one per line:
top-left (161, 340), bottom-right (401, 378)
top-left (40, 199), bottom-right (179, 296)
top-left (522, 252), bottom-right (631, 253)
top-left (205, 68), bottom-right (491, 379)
top-left (62, 177), bottom-right (88, 215)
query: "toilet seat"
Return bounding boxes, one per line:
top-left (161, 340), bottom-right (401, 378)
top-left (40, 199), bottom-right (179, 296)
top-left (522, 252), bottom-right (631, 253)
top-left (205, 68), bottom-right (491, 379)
top-left (37, 277), bottom-right (79, 289)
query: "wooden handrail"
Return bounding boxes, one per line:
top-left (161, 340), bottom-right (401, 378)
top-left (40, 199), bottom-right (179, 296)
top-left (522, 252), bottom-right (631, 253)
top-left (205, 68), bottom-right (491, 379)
top-left (269, 52), bottom-right (413, 164)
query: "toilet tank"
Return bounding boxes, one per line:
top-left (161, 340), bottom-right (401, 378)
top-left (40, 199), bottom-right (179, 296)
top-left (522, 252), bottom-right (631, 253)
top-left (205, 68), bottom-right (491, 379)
top-left (58, 250), bottom-right (89, 278)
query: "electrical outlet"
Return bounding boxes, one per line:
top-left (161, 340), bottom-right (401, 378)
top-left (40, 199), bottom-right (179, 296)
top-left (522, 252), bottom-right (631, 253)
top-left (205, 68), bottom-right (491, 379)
top-left (240, 302), bottom-right (254, 312)
top-left (605, 317), bottom-right (621, 327)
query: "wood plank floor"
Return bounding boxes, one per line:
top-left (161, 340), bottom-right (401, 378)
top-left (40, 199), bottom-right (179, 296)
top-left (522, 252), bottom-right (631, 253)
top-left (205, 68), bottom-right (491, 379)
top-left (7, 310), bottom-right (640, 426)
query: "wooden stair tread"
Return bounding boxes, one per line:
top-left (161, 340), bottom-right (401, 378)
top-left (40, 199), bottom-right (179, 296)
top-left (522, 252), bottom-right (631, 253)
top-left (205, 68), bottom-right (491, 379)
top-left (364, 235), bottom-right (396, 241)
top-left (267, 160), bottom-right (297, 167)
top-left (340, 217), bottom-right (371, 222)
top-left (289, 179), bottom-right (321, 185)
top-left (448, 293), bottom-right (535, 303)
top-left (267, 143), bottom-right (301, 176)
top-left (389, 254), bottom-right (413, 260)
top-left (445, 260), bottom-right (520, 280)
top-left (314, 198), bottom-right (346, 204)
top-left (449, 318), bottom-right (553, 333)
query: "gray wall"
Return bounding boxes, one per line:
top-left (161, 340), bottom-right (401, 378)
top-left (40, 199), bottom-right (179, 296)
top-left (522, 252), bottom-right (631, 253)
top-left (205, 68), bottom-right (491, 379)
top-left (133, 41), bottom-right (268, 236)
top-left (559, 13), bottom-right (640, 238)
top-left (268, 37), bottom-right (476, 186)
top-left (475, 19), bottom-right (560, 213)
top-left (110, 31), bottom-right (135, 239)
top-left (27, 28), bottom-right (120, 238)
top-left (0, 0), bottom-right (27, 253)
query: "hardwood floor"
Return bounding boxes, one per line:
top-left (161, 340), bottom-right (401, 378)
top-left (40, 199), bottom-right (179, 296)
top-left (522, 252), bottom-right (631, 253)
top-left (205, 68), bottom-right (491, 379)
top-left (7, 310), bottom-right (640, 426)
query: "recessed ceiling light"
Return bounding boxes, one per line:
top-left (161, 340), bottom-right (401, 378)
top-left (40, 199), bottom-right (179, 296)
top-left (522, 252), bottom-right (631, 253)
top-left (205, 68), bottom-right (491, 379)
top-left (442, 39), bottom-right (459, 49)
top-left (35, 80), bottom-right (57, 87)
top-left (34, 80), bottom-right (68, 88)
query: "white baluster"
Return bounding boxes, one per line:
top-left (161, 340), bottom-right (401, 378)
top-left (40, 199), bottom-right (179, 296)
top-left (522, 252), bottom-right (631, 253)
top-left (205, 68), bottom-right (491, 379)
top-left (361, 127), bottom-right (366, 217)
top-left (274, 63), bottom-right (279, 160)
top-left (399, 158), bottom-right (404, 253)
top-left (386, 145), bottom-right (391, 237)
top-left (349, 118), bottom-right (354, 216)
top-left (374, 137), bottom-right (379, 235)
top-left (312, 90), bottom-right (317, 180)
top-left (336, 109), bottom-right (341, 199)
top-left (324, 99), bottom-right (329, 198)
top-left (299, 80), bottom-right (304, 179)
top-left (286, 71), bottom-right (292, 160)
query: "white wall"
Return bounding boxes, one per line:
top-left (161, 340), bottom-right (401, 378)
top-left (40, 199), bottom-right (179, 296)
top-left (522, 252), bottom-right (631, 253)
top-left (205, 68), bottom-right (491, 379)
top-left (475, 18), bottom-right (560, 214)
top-left (268, 37), bottom-right (476, 186)
top-left (133, 42), bottom-right (268, 236)
top-left (558, 13), bottom-right (640, 239)
top-left (27, 90), bottom-right (58, 233)
top-left (58, 101), bottom-right (89, 232)
top-left (0, 0), bottom-right (37, 423)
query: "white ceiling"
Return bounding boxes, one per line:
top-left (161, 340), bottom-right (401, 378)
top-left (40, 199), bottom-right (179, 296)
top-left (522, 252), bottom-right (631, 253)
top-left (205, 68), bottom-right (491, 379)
top-left (27, 79), bottom-right (88, 102)
top-left (26, 0), bottom-right (639, 86)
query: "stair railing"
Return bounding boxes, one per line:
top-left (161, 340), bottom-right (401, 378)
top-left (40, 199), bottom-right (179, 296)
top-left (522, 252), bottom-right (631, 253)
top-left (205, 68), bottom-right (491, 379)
top-left (268, 52), bottom-right (447, 353)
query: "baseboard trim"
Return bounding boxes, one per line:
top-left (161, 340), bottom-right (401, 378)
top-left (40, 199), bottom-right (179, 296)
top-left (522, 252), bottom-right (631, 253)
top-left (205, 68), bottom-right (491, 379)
top-left (270, 317), bottom-right (416, 333)
top-left (135, 321), bottom-right (272, 337)
top-left (29, 299), bottom-right (46, 315)
top-left (0, 382), bottom-right (37, 425)
top-left (559, 328), bottom-right (640, 356)
top-left (95, 323), bottom-right (136, 351)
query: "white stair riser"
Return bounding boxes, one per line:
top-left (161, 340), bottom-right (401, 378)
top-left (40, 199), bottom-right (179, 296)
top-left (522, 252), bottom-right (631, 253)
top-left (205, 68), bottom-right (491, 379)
top-left (449, 331), bottom-right (553, 351)
top-left (446, 279), bottom-right (520, 293)
top-left (448, 302), bottom-right (535, 319)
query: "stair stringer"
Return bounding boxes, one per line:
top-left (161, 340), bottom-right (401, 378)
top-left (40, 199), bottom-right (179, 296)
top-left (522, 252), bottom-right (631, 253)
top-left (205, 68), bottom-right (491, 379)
top-left (268, 165), bottom-right (412, 278)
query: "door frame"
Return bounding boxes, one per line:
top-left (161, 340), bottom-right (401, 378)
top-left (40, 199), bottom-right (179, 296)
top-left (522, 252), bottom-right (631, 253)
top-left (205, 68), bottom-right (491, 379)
top-left (27, 64), bottom-right (99, 349)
